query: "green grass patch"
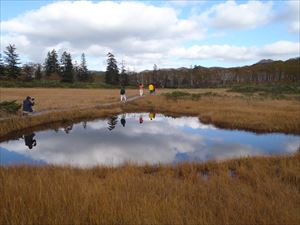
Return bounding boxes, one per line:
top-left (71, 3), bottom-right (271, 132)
top-left (228, 83), bottom-right (300, 95)
top-left (164, 91), bottom-right (219, 100)
top-left (0, 80), bottom-right (118, 89)
top-left (0, 100), bottom-right (21, 113)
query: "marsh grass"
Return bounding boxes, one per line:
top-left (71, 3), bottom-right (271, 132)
top-left (1, 151), bottom-right (299, 225)
top-left (0, 100), bottom-right (21, 113)
top-left (163, 91), bottom-right (219, 101)
top-left (0, 88), bottom-right (139, 111)
top-left (124, 95), bottom-right (300, 134)
top-left (1, 88), bottom-right (300, 137)
top-left (0, 80), bottom-right (115, 89)
top-left (228, 83), bottom-right (300, 96)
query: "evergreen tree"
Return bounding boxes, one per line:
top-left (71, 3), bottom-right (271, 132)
top-left (35, 64), bottom-right (42, 80)
top-left (107, 116), bottom-right (118, 131)
top-left (50, 49), bottom-right (60, 75)
top-left (77, 53), bottom-right (89, 81)
top-left (60, 51), bottom-right (74, 82)
top-left (0, 53), bottom-right (5, 76)
top-left (44, 51), bottom-right (52, 76)
top-left (73, 60), bottom-right (80, 81)
top-left (105, 52), bottom-right (119, 85)
top-left (4, 44), bottom-right (21, 78)
top-left (120, 60), bottom-right (128, 86)
top-left (44, 49), bottom-right (59, 76)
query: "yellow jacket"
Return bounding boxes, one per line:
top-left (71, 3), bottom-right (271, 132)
top-left (149, 84), bottom-right (154, 91)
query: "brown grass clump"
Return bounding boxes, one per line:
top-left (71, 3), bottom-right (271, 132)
top-left (1, 151), bottom-right (300, 225)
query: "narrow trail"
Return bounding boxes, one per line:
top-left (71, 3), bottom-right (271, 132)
top-left (0, 95), bottom-right (143, 122)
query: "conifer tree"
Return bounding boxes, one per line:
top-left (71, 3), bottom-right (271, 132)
top-left (105, 52), bottom-right (119, 85)
top-left (4, 44), bottom-right (21, 78)
top-left (60, 51), bottom-right (74, 82)
top-left (35, 64), bottom-right (42, 80)
top-left (44, 49), bottom-right (60, 76)
top-left (78, 53), bottom-right (89, 81)
top-left (0, 53), bottom-right (5, 76)
top-left (120, 60), bottom-right (128, 86)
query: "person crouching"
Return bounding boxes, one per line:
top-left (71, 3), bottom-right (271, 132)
top-left (23, 96), bottom-right (35, 115)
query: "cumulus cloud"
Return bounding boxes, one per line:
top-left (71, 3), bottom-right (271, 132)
top-left (1, 0), bottom-right (298, 70)
top-left (170, 41), bottom-right (300, 62)
top-left (198, 0), bottom-right (273, 30)
top-left (0, 0), bottom-right (203, 69)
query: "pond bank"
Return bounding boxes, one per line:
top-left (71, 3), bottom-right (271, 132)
top-left (1, 95), bottom-right (300, 139)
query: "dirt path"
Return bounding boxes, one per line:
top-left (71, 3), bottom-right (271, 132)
top-left (0, 95), bottom-right (143, 121)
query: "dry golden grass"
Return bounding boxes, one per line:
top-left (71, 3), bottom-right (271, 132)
top-left (124, 95), bottom-right (300, 134)
top-left (1, 150), bottom-right (299, 225)
top-left (0, 88), bottom-right (138, 111)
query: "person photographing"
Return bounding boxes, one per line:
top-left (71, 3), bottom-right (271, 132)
top-left (22, 96), bottom-right (35, 115)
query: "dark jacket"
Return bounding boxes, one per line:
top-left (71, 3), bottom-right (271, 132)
top-left (120, 88), bottom-right (125, 95)
top-left (23, 99), bottom-right (34, 112)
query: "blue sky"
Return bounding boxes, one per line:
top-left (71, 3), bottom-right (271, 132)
top-left (1, 0), bottom-right (299, 71)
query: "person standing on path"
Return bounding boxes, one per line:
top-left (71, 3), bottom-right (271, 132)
top-left (120, 87), bottom-right (127, 102)
top-left (139, 83), bottom-right (144, 96)
top-left (149, 84), bottom-right (154, 94)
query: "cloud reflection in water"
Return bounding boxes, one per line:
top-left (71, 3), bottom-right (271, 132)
top-left (1, 113), bottom-right (299, 167)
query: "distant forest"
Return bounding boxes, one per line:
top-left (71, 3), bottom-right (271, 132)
top-left (0, 44), bottom-right (299, 88)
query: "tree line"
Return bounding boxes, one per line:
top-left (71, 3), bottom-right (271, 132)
top-left (0, 44), bottom-right (90, 83)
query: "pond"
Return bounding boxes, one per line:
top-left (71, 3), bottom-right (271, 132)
top-left (1, 113), bottom-right (300, 167)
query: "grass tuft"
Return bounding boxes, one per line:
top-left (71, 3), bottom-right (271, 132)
top-left (0, 100), bottom-right (21, 113)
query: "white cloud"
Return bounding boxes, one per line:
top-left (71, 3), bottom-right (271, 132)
top-left (170, 41), bottom-right (300, 62)
top-left (198, 0), bottom-right (273, 30)
top-left (0, 1), bottom-right (203, 70)
top-left (0, 0), bottom-right (298, 70)
top-left (259, 41), bottom-right (300, 57)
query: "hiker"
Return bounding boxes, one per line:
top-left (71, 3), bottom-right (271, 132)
top-left (139, 83), bottom-right (144, 96)
top-left (149, 84), bottom-right (154, 94)
top-left (22, 96), bottom-right (35, 115)
top-left (64, 125), bottom-right (73, 134)
top-left (24, 133), bottom-right (37, 150)
top-left (149, 112), bottom-right (156, 120)
top-left (120, 87), bottom-right (127, 102)
top-left (121, 114), bottom-right (126, 127)
top-left (139, 115), bottom-right (143, 124)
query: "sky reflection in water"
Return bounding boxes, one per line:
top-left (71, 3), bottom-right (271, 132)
top-left (1, 113), bottom-right (300, 167)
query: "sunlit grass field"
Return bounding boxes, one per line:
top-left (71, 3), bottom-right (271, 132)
top-left (0, 88), bottom-right (139, 111)
top-left (1, 150), bottom-right (299, 225)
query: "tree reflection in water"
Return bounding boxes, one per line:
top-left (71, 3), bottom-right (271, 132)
top-left (107, 116), bottom-right (118, 131)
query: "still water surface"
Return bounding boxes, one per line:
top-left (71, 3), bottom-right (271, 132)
top-left (1, 113), bottom-right (300, 167)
